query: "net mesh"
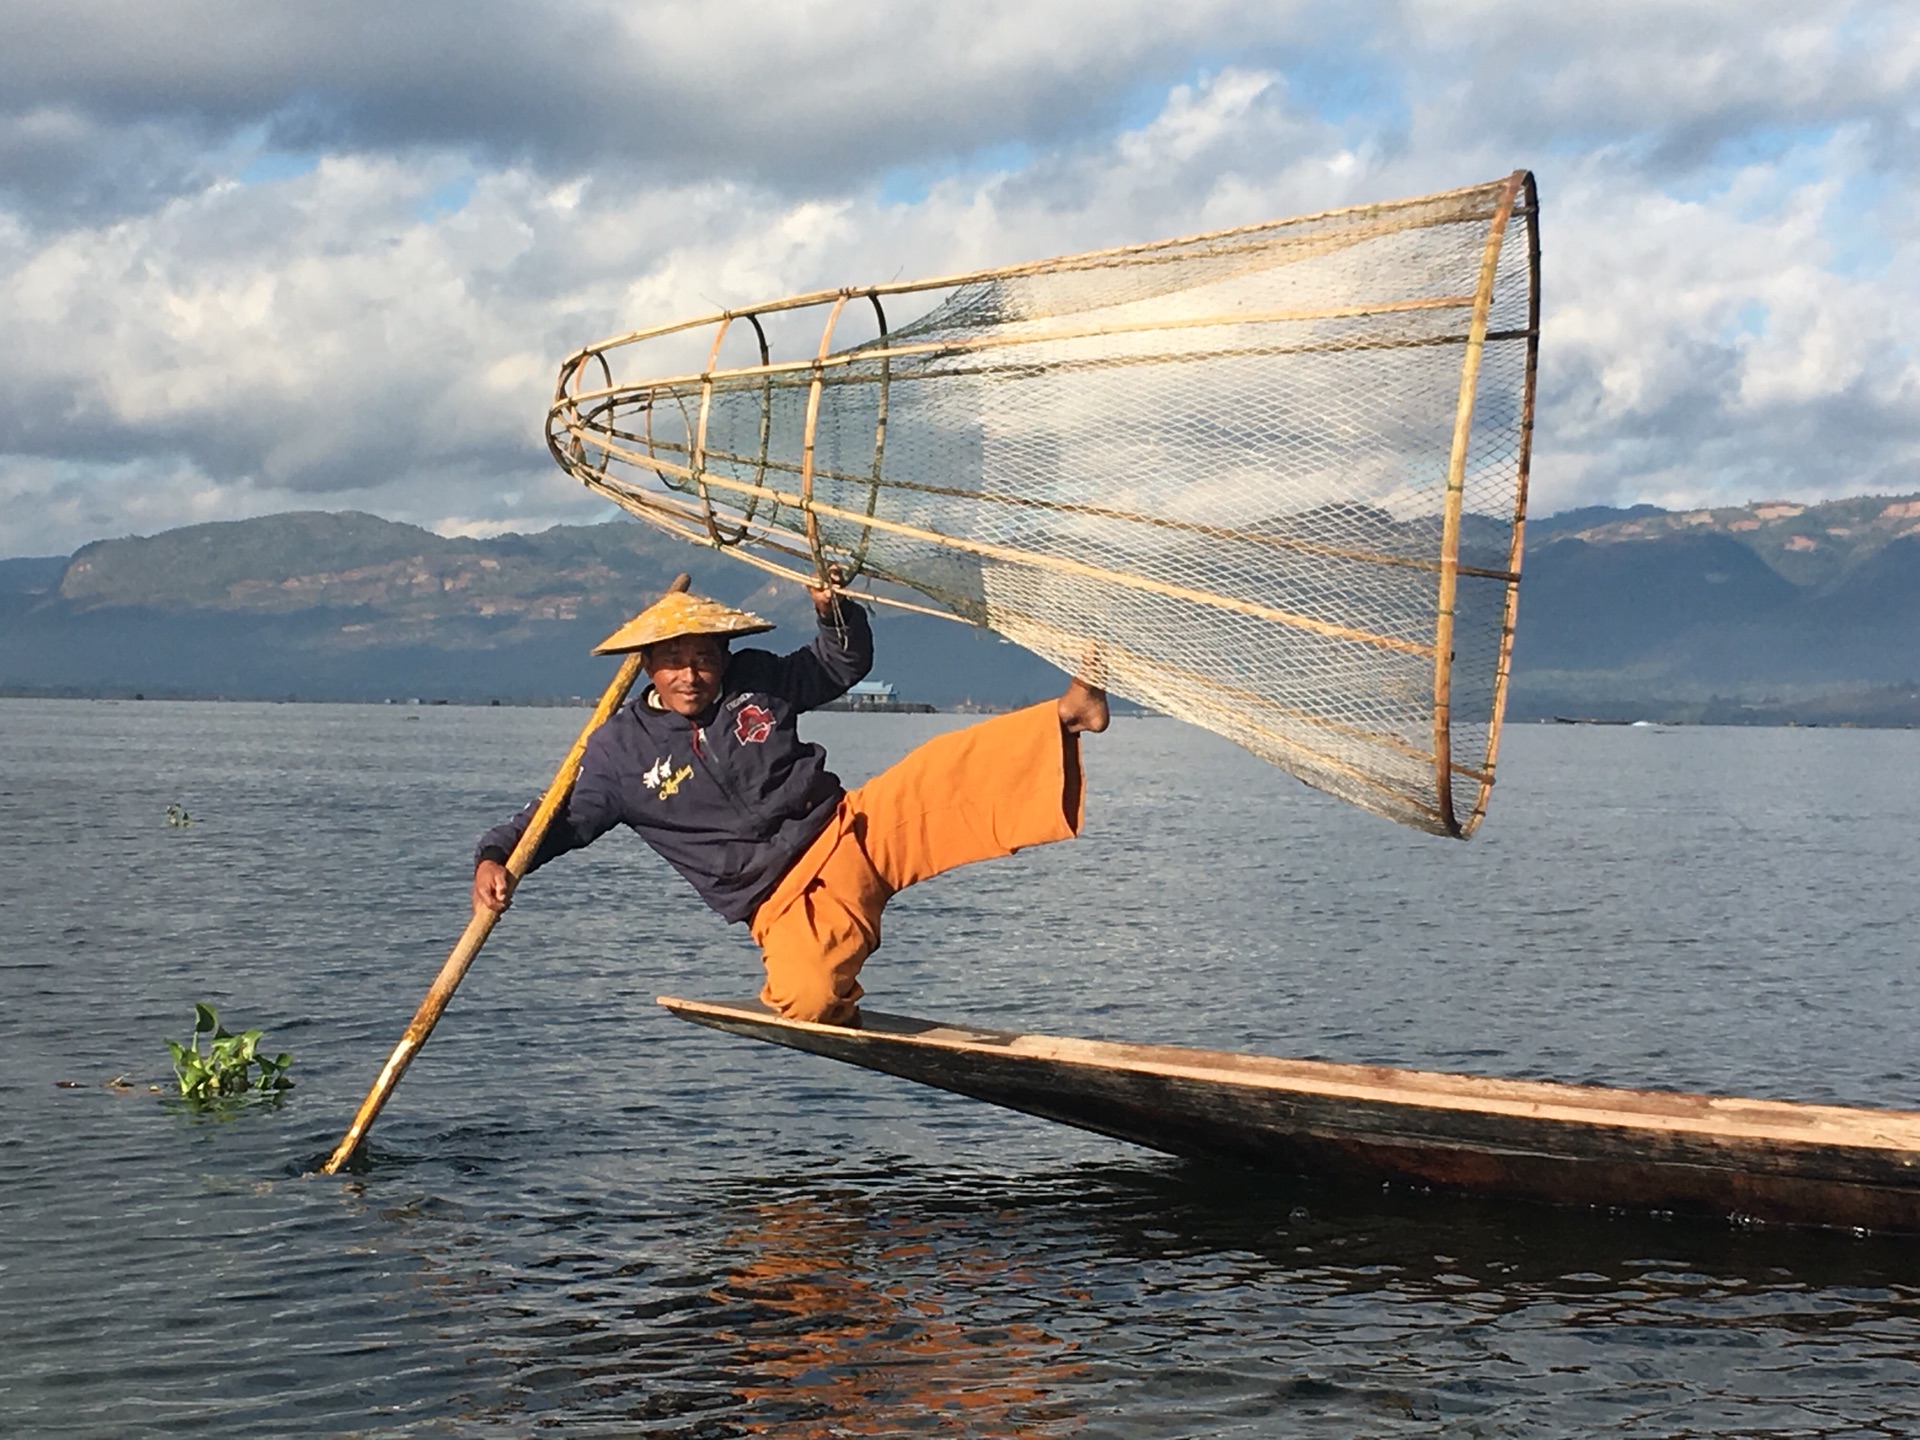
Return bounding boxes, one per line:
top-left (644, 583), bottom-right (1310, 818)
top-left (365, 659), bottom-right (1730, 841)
top-left (548, 173), bottom-right (1540, 836)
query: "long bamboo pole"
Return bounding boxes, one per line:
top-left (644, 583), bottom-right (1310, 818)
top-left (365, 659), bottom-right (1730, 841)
top-left (1428, 170), bottom-right (1524, 837)
top-left (548, 180), bottom-right (1510, 371)
top-left (575, 436), bottom-right (1438, 657)
top-left (548, 293), bottom-right (1484, 414)
top-left (1463, 174), bottom-right (1543, 840)
top-left (317, 575), bottom-right (689, 1175)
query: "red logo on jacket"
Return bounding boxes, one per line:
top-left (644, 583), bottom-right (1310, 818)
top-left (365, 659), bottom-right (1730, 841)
top-left (733, 703), bottom-right (775, 745)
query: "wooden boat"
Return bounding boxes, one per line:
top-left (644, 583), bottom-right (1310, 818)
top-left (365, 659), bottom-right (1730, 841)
top-left (659, 997), bottom-right (1920, 1234)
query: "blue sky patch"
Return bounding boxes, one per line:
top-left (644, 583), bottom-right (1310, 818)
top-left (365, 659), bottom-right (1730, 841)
top-left (880, 141), bottom-right (1035, 207)
top-left (416, 175), bottom-right (476, 221)
top-left (239, 150), bottom-right (319, 185)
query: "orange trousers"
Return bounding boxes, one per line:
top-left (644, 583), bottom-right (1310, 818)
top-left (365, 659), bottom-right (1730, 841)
top-left (749, 702), bottom-right (1085, 1025)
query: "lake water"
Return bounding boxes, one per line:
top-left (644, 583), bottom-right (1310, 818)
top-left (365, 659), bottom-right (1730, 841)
top-left (4, 698), bottom-right (1920, 1436)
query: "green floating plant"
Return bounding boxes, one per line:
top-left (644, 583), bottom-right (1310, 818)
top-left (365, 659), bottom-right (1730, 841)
top-left (167, 1003), bottom-right (294, 1107)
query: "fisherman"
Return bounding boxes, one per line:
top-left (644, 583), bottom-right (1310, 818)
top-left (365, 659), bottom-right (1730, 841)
top-left (471, 578), bottom-right (1108, 1027)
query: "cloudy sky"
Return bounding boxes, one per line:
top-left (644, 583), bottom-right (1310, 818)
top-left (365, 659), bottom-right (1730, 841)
top-left (1, 0), bottom-right (1914, 557)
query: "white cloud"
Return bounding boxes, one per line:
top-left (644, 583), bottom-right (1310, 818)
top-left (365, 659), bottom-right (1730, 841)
top-left (0, 1), bottom-right (1915, 555)
top-left (1536, 122), bottom-right (1920, 510)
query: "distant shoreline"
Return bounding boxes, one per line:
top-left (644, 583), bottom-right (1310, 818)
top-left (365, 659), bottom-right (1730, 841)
top-left (7, 500), bottom-right (1920, 725)
top-left (0, 688), bottom-right (1029, 714)
top-left (0, 690), bottom-right (1913, 729)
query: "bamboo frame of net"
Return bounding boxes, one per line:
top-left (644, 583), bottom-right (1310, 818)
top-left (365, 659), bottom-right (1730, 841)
top-left (545, 172), bottom-right (1541, 837)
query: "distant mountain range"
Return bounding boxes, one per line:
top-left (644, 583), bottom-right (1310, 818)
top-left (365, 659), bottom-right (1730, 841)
top-left (1513, 494), bottom-right (1920, 723)
top-left (2, 495), bottom-right (1918, 722)
top-left (0, 510), bottom-right (1072, 708)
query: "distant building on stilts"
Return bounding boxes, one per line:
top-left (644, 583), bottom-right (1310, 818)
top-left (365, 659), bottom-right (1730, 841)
top-left (820, 680), bottom-right (935, 714)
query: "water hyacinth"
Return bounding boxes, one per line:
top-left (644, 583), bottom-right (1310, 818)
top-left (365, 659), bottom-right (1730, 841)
top-left (165, 1003), bottom-right (293, 1107)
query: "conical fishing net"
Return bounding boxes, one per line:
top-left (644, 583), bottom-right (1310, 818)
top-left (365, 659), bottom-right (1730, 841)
top-left (547, 172), bottom-right (1540, 836)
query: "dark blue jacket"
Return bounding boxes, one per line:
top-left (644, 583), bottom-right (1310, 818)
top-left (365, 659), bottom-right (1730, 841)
top-left (476, 601), bottom-right (873, 922)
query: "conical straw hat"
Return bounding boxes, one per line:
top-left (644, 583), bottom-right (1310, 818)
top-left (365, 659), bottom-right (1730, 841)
top-left (592, 590), bottom-right (774, 655)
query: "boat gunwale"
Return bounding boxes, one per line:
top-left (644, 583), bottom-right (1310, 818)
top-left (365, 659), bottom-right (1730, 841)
top-left (658, 997), bottom-right (1920, 1156)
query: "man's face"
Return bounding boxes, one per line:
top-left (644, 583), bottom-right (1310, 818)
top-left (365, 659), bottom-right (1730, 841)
top-left (644, 634), bottom-right (728, 716)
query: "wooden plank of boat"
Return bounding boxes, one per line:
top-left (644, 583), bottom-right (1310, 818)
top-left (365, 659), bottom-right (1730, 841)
top-left (658, 996), bottom-right (1920, 1234)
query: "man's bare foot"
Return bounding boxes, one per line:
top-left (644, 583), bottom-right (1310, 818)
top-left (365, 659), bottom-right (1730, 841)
top-left (1058, 677), bottom-right (1110, 734)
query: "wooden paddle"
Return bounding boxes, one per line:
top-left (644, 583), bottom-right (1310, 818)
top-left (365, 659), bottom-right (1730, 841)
top-left (318, 574), bottom-right (689, 1175)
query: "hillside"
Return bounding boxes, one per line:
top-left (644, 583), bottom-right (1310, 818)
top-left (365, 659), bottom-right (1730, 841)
top-left (0, 511), bottom-right (1070, 707)
top-left (2, 495), bottom-right (1918, 721)
top-left (1531, 494), bottom-right (1920, 590)
top-left (1514, 493), bottom-right (1920, 720)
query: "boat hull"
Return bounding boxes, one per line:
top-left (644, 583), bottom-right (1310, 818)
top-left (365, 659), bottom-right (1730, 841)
top-left (659, 998), bottom-right (1920, 1233)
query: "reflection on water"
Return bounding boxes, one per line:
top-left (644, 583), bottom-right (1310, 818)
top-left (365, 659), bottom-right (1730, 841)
top-left (715, 1190), bottom-right (1084, 1436)
top-left (5, 700), bottom-right (1920, 1436)
top-left (335, 1157), bottom-right (1920, 1437)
